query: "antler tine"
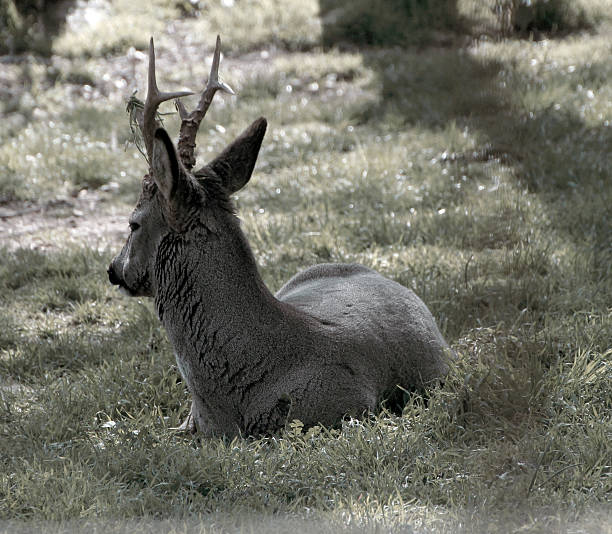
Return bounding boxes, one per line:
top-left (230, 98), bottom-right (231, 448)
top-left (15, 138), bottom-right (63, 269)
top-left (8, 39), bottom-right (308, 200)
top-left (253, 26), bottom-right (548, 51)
top-left (208, 35), bottom-right (236, 97)
top-left (143, 37), bottom-right (193, 162)
top-left (177, 35), bottom-right (235, 171)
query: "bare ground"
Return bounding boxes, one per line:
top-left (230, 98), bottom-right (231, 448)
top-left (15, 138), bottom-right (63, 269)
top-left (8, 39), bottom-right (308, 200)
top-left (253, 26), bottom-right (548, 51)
top-left (0, 191), bottom-right (128, 252)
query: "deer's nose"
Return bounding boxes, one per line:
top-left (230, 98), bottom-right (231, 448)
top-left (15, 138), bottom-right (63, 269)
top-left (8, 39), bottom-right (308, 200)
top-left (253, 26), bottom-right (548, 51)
top-left (107, 264), bottom-right (121, 286)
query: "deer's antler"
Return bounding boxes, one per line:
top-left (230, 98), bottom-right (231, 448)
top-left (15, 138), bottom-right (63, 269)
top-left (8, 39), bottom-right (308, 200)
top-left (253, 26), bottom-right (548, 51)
top-left (176, 35), bottom-right (235, 171)
top-left (143, 37), bottom-right (193, 164)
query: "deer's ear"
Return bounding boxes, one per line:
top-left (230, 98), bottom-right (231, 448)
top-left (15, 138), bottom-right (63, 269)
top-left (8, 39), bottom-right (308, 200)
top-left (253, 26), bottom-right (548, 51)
top-left (151, 128), bottom-right (181, 201)
top-left (202, 117), bottom-right (267, 194)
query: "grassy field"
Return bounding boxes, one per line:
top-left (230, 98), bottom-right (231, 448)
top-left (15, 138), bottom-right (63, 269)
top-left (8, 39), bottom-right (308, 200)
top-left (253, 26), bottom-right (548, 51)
top-left (0, 0), bottom-right (610, 532)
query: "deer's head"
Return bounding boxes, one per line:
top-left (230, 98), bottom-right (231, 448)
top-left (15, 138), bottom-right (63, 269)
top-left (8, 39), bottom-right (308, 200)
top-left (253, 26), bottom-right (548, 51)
top-left (108, 37), bottom-right (266, 297)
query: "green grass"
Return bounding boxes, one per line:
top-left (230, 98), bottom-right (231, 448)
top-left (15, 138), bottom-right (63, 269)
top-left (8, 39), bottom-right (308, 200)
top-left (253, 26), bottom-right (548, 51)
top-left (1, 1), bottom-right (610, 532)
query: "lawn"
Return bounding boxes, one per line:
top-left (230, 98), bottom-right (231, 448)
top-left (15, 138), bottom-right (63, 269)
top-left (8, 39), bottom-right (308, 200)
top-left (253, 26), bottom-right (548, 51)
top-left (0, 0), bottom-right (610, 532)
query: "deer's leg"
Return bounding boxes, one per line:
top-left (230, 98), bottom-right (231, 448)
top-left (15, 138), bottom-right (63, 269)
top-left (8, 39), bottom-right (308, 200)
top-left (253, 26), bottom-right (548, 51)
top-left (172, 402), bottom-right (196, 433)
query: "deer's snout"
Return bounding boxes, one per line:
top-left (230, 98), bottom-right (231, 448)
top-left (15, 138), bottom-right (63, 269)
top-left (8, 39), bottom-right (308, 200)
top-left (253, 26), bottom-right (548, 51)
top-left (107, 263), bottom-right (122, 286)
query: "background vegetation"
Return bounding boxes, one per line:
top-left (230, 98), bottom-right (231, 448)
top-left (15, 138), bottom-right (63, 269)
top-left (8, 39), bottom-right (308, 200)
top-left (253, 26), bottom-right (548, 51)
top-left (0, 0), bottom-right (610, 532)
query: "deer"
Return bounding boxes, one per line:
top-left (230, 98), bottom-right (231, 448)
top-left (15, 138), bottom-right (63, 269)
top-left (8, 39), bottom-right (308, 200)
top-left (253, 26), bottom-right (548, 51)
top-left (107, 36), bottom-right (452, 438)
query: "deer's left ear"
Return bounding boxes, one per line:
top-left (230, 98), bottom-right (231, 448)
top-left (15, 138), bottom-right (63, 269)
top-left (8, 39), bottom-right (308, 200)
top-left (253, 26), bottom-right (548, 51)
top-left (150, 128), bottom-right (183, 201)
top-left (200, 117), bottom-right (267, 194)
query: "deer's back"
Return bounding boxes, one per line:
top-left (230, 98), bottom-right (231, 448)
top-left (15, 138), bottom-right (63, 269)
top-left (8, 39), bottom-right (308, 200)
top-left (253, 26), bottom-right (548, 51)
top-left (275, 263), bottom-right (450, 388)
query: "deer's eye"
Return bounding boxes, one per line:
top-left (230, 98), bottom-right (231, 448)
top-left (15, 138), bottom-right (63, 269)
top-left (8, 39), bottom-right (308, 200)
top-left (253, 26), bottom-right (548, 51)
top-left (129, 221), bottom-right (141, 232)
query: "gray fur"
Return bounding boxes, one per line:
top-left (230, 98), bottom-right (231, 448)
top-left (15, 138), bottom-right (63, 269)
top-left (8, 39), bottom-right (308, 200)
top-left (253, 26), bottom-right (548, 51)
top-left (108, 118), bottom-right (452, 438)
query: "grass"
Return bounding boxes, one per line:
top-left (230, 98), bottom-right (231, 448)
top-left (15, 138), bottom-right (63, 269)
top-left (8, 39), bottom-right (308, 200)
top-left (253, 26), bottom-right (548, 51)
top-left (1, 0), bottom-right (610, 532)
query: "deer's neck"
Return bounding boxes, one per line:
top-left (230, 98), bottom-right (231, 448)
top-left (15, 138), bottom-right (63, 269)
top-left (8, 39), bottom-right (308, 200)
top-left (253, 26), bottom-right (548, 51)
top-left (153, 222), bottom-right (308, 383)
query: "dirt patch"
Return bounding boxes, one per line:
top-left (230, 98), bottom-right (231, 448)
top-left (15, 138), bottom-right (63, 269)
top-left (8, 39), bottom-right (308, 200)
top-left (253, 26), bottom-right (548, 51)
top-left (0, 190), bottom-right (129, 253)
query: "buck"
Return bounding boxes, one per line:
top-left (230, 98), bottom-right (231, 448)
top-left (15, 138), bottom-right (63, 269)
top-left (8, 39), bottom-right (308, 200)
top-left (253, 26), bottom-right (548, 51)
top-left (108, 37), bottom-right (452, 437)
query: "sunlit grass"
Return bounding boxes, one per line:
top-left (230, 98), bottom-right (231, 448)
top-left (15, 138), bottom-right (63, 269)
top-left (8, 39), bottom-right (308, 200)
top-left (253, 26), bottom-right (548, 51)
top-left (51, 0), bottom-right (177, 58)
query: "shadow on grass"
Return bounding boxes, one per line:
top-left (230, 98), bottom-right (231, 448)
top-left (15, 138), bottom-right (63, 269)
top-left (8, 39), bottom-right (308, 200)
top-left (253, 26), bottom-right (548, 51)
top-left (0, 0), bottom-right (77, 56)
top-left (317, 0), bottom-right (610, 217)
top-left (350, 45), bottom-right (611, 245)
top-left (319, 0), bottom-right (463, 48)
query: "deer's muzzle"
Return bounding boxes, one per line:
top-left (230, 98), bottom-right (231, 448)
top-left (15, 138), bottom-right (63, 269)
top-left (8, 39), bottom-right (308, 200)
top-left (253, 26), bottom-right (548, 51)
top-left (107, 264), bottom-right (122, 286)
